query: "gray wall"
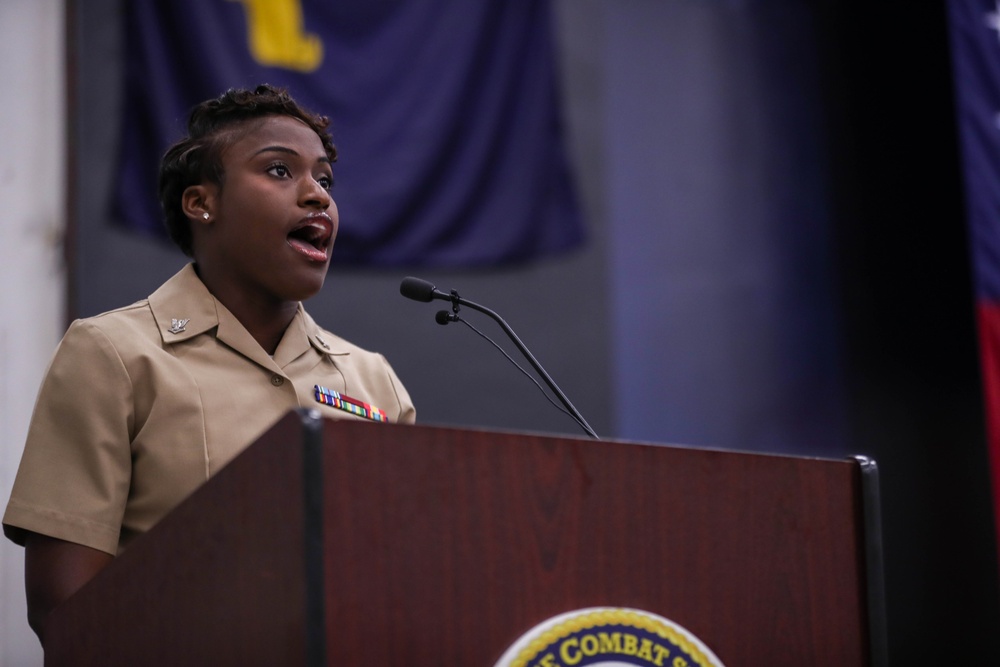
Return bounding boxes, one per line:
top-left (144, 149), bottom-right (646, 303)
top-left (603, 1), bottom-right (845, 453)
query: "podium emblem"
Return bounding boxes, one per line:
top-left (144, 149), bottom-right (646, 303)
top-left (493, 607), bottom-right (725, 667)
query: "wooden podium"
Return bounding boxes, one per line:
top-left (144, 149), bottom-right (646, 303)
top-left (43, 411), bottom-right (886, 666)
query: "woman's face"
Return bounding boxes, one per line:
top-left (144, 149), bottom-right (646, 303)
top-left (195, 114), bottom-right (338, 306)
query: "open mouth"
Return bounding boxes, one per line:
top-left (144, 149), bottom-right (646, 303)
top-left (287, 215), bottom-right (334, 262)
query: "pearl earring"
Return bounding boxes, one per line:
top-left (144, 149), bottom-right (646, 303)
top-left (202, 212), bottom-right (210, 220)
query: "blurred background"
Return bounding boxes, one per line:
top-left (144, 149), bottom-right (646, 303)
top-left (2, 0), bottom-right (999, 663)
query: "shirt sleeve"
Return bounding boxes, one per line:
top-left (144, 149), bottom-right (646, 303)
top-left (3, 319), bottom-right (134, 555)
top-left (378, 353), bottom-right (417, 425)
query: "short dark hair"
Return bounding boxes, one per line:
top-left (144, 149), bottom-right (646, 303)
top-left (158, 84), bottom-right (337, 256)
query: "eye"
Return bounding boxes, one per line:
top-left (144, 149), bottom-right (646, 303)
top-left (317, 174), bottom-right (334, 191)
top-left (267, 162), bottom-right (291, 178)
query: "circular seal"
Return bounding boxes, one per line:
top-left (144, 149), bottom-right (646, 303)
top-left (493, 607), bottom-right (726, 667)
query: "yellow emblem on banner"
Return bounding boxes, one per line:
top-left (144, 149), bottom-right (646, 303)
top-left (229, 0), bottom-right (323, 72)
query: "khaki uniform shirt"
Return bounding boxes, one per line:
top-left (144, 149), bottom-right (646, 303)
top-left (3, 264), bottom-right (415, 555)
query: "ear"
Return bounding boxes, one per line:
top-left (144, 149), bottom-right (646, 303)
top-left (181, 184), bottom-right (217, 224)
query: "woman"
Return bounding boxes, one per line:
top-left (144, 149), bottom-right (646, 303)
top-left (3, 84), bottom-right (416, 644)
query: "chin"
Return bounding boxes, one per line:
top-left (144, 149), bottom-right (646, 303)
top-left (296, 278), bottom-right (327, 302)
top-left (282, 266), bottom-right (328, 302)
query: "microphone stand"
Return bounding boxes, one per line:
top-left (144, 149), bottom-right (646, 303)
top-left (410, 280), bottom-right (599, 440)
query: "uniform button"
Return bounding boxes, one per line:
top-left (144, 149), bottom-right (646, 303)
top-left (270, 374), bottom-right (285, 387)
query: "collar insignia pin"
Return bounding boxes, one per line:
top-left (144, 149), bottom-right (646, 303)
top-left (168, 318), bottom-right (190, 334)
top-left (315, 334), bottom-right (330, 350)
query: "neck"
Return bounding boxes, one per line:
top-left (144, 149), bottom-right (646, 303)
top-left (193, 263), bottom-right (298, 355)
top-left (229, 299), bottom-right (298, 356)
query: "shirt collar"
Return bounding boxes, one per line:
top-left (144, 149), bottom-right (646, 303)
top-left (148, 264), bottom-right (350, 369)
top-left (148, 264), bottom-right (220, 344)
top-left (273, 305), bottom-right (351, 367)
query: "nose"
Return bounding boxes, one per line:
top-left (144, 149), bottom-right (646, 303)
top-left (300, 176), bottom-right (332, 210)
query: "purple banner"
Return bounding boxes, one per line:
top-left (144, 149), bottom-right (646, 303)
top-left (114, 0), bottom-right (584, 266)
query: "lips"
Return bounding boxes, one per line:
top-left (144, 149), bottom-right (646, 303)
top-left (287, 213), bottom-right (334, 262)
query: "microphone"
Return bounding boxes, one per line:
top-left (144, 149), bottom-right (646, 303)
top-left (400, 277), bottom-right (599, 439)
top-left (435, 310), bottom-right (456, 325)
top-left (399, 276), bottom-right (448, 303)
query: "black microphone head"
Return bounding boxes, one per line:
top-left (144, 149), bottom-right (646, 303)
top-left (400, 276), bottom-right (438, 302)
top-left (435, 310), bottom-right (453, 325)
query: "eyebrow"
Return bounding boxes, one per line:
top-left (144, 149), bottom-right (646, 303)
top-left (253, 145), bottom-right (332, 165)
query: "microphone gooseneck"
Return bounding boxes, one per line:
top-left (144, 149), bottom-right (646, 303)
top-left (400, 277), bottom-right (599, 440)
